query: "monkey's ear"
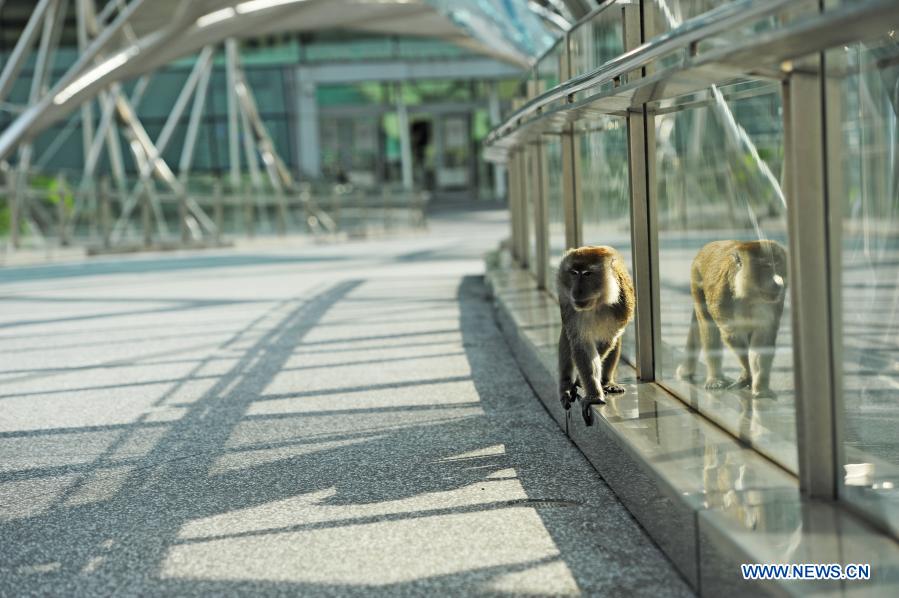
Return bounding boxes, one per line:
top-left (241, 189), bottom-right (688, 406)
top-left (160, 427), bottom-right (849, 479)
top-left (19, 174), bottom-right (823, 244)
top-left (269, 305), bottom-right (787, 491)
top-left (731, 251), bottom-right (742, 268)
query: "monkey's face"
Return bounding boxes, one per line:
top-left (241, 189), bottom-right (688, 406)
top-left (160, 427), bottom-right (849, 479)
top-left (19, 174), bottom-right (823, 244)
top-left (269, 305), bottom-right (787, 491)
top-left (733, 246), bottom-right (788, 303)
top-left (563, 256), bottom-right (620, 311)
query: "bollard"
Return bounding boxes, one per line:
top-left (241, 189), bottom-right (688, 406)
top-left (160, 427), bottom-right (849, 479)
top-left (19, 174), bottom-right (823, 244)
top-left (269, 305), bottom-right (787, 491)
top-left (331, 190), bottom-right (341, 229)
top-left (213, 179), bottom-right (223, 245)
top-left (88, 182), bottom-right (98, 241)
top-left (57, 173), bottom-right (69, 246)
top-left (100, 177), bottom-right (111, 249)
top-left (178, 191), bottom-right (189, 245)
top-left (243, 180), bottom-right (254, 238)
top-left (7, 169), bottom-right (19, 249)
top-left (142, 187), bottom-right (152, 248)
top-left (276, 192), bottom-right (287, 236)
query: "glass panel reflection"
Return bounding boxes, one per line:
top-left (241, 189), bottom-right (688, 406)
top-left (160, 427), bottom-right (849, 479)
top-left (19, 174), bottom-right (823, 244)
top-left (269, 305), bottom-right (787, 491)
top-left (654, 80), bottom-right (797, 472)
top-left (834, 40), bottom-right (899, 534)
top-left (578, 116), bottom-right (636, 360)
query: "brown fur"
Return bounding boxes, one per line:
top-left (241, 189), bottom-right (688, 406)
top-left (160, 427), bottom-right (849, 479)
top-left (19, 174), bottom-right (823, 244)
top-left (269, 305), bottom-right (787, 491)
top-left (676, 240), bottom-right (788, 398)
top-left (557, 246), bottom-right (635, 425)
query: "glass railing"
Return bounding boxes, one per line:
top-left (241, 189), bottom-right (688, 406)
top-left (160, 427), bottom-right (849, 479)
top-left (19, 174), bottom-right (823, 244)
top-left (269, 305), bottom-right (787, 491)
top-left (489, 0), bottom-right (899, 538)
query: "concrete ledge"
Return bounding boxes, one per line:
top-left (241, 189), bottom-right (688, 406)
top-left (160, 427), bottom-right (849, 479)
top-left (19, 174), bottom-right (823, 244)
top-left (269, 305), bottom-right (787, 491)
top-left (485, 250), bottom-right (899, 597)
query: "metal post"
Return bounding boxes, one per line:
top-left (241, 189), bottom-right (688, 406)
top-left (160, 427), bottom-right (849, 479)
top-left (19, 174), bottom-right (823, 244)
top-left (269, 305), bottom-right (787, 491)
top-left (533, 141), bottom-right (550, 290)
top-left (230, 55), bottom-right (292, 232)
top-left (7, 169), bottom-right (19, 249)
top-left (559, 29), bottom-right (580, 249)
top-left (487, 82), bottom-right (507, 201)
top-left (624, 2), bottom-right (659, 381)
top-left (243, 180), bottom-right (254, 238)
top-left (507, 148), bottom-right (520, 261)
top-left (783, 57), bottom-right (842, 499)
top-left (295, 66), bottom-right (321, 179)
top-left (396, 83), bottom-right (413, 191)
top-left (56, 172), bottom-right (69, 246)
top-left (178, 191), bottom-right (189, 244)
top-left (213, 178), bottom-right (223, 244)
top-left (518, 149), bottom-right (531, 270)
top-left (225, 38), bottom-right (242, 190)
top-left (100, 176), bottom-right (110, 249)
top-left (141, 185), bottom-right (152, 248)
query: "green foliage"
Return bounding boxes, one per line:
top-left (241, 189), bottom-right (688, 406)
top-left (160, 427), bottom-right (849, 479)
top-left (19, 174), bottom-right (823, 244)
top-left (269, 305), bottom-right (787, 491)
top-left (38, 175), bottom-right (74, 210)
top-left (0, 203), bottom-right (8, 235)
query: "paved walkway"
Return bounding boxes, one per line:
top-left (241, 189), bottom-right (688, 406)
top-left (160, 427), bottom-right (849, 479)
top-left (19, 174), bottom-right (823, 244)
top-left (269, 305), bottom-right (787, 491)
top-left (0, 204), bottom-right (692, 596)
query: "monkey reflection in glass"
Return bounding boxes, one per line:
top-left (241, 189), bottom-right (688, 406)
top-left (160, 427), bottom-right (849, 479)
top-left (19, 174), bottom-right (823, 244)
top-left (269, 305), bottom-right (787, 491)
top-left (676, 240), bottom-right (788, 399)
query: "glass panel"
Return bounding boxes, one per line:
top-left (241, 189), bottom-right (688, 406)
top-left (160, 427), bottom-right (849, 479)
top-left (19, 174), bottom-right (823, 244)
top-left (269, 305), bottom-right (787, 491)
top-left (653, 80), bottom-right (797, 472)
top-left (535, 40), bottom-right (564, 92)
top-left (643, 0), bottom-right (739, 37)
top-left (568, 4), bottom-right (624, 78)
top-left (833, 40), bottom-right (899, 535)
top-left (642, 0), bottom-right (817, 70)
top-left (543, 137), bottom-right (565, 294)
top-left (578, 116), bottom-right (635, 360)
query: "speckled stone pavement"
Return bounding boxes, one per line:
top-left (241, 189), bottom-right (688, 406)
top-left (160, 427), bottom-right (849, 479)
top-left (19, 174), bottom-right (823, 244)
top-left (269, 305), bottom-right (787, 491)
top-left (0, 203), bottom-right (693, 597)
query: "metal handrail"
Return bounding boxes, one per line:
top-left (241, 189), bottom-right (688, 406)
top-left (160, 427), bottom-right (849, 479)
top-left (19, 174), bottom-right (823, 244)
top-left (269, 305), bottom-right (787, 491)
top-left (487, 0), bottom-right (796, 147)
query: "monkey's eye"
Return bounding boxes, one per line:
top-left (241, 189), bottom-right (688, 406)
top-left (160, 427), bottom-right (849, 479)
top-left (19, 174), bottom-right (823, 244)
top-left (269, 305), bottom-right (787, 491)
top-left (582, 271), bottom-right (592, 277)
top-left (568, 269), bottom-right (578, 276)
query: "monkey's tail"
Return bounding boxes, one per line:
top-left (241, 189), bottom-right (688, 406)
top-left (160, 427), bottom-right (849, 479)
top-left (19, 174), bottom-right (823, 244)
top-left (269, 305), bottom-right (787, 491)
top-left (677, 307), bottom-right (700, 380)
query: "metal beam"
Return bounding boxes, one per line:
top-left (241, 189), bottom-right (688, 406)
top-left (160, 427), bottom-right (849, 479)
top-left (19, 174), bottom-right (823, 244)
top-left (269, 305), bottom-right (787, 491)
top-left (179, 55), bottom-right (212, 179)
top-left (17, 0), bottom-right (62, 176)
top-left (0, 0), bottom-right (55, 104)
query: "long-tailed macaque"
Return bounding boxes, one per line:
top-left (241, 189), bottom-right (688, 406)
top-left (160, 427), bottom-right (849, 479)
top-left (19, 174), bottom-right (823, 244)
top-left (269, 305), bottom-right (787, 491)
top-left (676, 240), bottom-right (788, 399)
top-left (557, 246), bottom-right (635, 426)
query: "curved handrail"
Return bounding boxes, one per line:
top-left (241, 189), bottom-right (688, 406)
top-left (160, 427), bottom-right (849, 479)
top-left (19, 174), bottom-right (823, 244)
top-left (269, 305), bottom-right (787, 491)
top-left (486, 0), bottom-right (795, 148)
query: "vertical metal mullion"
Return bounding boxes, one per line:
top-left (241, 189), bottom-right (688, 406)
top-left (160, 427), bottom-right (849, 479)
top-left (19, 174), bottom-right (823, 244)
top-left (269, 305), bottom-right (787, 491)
top-left (783, 57), bottom-right (839, 499)
top-left (533, 139), bottom-right (550, 290)
top-left (628, 108), bottom-right (660, 381)
top-left (625, 1), bottom-right (659, 381)
top-left (823, 54), bottom-right (846, 489)
top-left (508, 148), bottom-right (520, 263)
top-left (560, 29), bottom-right (581, 249)
top-left (519, 147), bottom-right (532, 271)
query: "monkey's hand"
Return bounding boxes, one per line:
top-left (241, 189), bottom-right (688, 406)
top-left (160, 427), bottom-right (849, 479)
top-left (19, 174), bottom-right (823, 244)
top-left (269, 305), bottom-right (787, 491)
top-left (559, 379), bottom-right (580, 411)
top-left (602, 383), bottom-right (626, 394)
top-left (580, 394), bottom-right (606, 427)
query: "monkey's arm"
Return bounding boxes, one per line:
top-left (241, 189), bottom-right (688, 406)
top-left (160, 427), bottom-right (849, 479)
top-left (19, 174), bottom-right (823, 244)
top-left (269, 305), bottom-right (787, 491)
top-left (569, 334), bottom-right (604, 402)
top-left (558, 329), bottom-right (577, 409)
